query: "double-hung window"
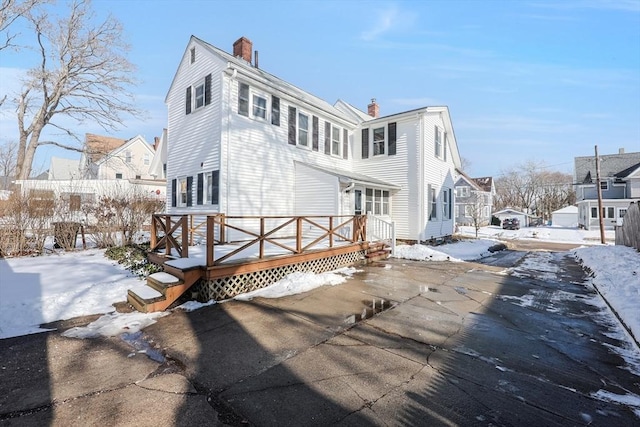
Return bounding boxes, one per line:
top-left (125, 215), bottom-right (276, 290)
top-left (373, 127), bottom-right (385, 156)
top-left (442, 189), bottom-right (451, 219)
top-left (194, 82), bottom-right (205, 109)
top-left (252, 94), bottom-right (267, 120)
top-left (429, 185), bottom-right (437, 220)
top-left (204, 171), bottom-right (219, 205)
top-left (435, 126), bottom-right (443, 159)
top-left (298, 112), bottom-right (309, 147)
top-left (600, 181), bottom-right (609, 191)
top-left (331, 126), bottom-right (341, 156)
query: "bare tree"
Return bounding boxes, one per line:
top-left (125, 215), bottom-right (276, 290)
top-left (0, 0), bottom-right (45, 51)
top-left (0, 140), bottom-right (17, 189)
top-left (11, 0), bottom-right (142, 180)
top-left (460, 156), bottom-right (472, 172)
top-left (466, 191), bottom-right (486, 237)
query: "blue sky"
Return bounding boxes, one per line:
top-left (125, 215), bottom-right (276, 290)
top-left (1, 0), bottom-right (639, 178)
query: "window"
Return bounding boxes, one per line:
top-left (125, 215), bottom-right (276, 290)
top-left (252, 94), bottom-right (267, 119)
top-left (195, 82), bottom-right (205, 109)
top-left (125, 150), bottom-right (131, 163)
top-left (364, 188), bottom-right (389, 215)
top-left (591, 207), bottom-right (598, 218)
top-left (238, 83), bottom-right (249, 116)
top-left (144, 153), bottom-right (150, 166)
top-left (435, 126), bottom-right (443, 159)
top-left (619, 208), bottom-right (627, 218)
top-left (298, 111), bottom-right (309, 147)
top-left (443, 188), bottom-right (451, 219)
top-left (604, 206), bottom-right (614, 218)
top-left (373, 127), bottom-right (385, 156)
top-left (429, 185), bottom-right (437, 220)
top-left (115, 173), bottom-right (123, 179)
top-left (456, 186), bottom-right (470, 198)
top-left (198, 171), bottom-right (220, 205)
top-left (190, 47), bottom-right (195, 64)
top-left (331, 126), bottom-right (341, 156)
top-left (361, 128), bottom-right (369, 159)
top-left (175, 177), bottom-right (192, 207)
top-left (135, 175), bottom-right (141, 179)
top-left (178, 178), bottom-right (187, 206)
top-left (600, 181), bottom-right (608, 191)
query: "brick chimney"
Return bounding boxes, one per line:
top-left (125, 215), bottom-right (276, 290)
top-left (233, 37), bottom-right (253, 64)
top-left (367, 98), bottom-right (379, 118)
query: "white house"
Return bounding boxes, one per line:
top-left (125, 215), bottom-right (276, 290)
top-left (162, 36), bottom-right (462, 242)
top-left (79, 133), bottom-right (157, 181)
top-left (48, 157), bottom-right (81, 180)
top-left (551, 206), bottom-right (578, 228)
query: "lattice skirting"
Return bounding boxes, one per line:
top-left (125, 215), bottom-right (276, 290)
top-left (192, 250), bottom-right (366, 302)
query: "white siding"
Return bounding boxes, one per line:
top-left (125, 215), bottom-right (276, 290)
top-left (421, 112), bottom-right (457, 240)
top-left (166, 41), bottom-right (225, 213)
top-left (294, 163), bottom-right (338, 216)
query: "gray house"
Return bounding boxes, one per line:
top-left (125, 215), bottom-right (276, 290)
top-left (574, 149), bottom-right (640, 230)
top-left (454, 169), bottom-right (495, 227)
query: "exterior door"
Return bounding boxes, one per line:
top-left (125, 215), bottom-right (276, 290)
top-left (354, 188), bottom-right (363, 215)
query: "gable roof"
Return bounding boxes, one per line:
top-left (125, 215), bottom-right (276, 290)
top-left (614, 161), bottom-right (640, 178)
top-left (575, 151), bottom-right (640, 184)
top-left (85, 133), bottom-right (127, 163)
top-left (94, 135), bottom-right (154, 166)
top-left (472, 176), bottom-right (494, 192)
top-left (167, 36), bottom-right (358, 127)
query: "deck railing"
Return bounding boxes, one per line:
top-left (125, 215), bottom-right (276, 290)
top-left (367, 215), bottom-right (396, 255)
top-left (150, 213), bottom-right (367, 267)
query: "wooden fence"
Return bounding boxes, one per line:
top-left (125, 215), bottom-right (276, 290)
top-left (150, 213), bottom-right (368, 267)
top-left (615, 202), bottom-right (640, 251)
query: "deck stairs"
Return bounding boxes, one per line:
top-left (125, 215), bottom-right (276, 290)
top-left (365, 241), bottom-right (392, 262)
top-left (127, 261), bottom-right (202, 313)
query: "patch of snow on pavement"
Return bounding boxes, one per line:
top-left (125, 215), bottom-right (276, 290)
top-left (62, 311), bottom-right (169, 338)
top-left (394, 239), bottom-right (500, 262)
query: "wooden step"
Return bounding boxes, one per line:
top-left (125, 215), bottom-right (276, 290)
top-left (127, 268), bottom-right (203, 313)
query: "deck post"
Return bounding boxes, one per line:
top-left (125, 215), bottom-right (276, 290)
top-left (165, 215), bottom-right (172, 256)
top-left (150, 214), bottom-right (157, 249)
top-left (296, 217), bottom-right (302, 253)
top-left (189, 214), bottom-right (194, 246)
top-left (220, 214), bottom-right (226, 244)
top-left (181, 215), bottom-right (189, 258)
top-left (206, 215), bottom-right (214, 267)
top-left (259, 217), bottom-right (265, 259)
top-left (329, 216), bottom-right (334, 247)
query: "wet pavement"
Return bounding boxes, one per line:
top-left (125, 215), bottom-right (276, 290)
top-left (1, 245), bottom-right (639, 426)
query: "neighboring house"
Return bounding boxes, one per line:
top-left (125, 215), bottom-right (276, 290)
top-left (574, 149), bottom-right (640, 230)
top-left (48, 157), bottom-right (81, 180)
top-left (80, 133), bottom-right (157, 181)
top-left (493, 208), bottom-right (530, 228)
top-left (551, 205), bottom-right (578, 228)
top-left (162, 36), bottom-right (462, 242)
top-left (454, 169), bottom-right (495, 227)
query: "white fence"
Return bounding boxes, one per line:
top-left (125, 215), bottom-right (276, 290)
top-left (367, 215), bottom-right (396, 255)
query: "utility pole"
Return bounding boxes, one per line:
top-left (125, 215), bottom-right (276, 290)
top-left (595, 145), bottom-right (605, 244)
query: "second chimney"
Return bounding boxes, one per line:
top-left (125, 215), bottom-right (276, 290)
top-left (233, 37), bottom-right (253, 64)
top-left (367, 98), bottom-right (379, 118)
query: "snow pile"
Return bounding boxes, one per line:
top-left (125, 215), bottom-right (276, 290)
top-left (573, 245), bottom-right (640, 342)
top-left (62, 311), bottom-right (169, 339)
top-left (458, 225), bottom-right (614, 244)
top-left (394, 239), bottom-right (500, 262)
top-left (234, 267), bottom-right (360, 301)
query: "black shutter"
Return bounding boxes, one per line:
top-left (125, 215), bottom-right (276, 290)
top-left (171, 179), bottom-right (176, 207)
top-left (238, 83), bottom-right (249, 116)
top-left (271, 96), bottom-right (280, 126)
top-left (312, 116), bottom-right (319, 151)
top-left (324, 122), bottom-right (331, 155)
top-left (186, 176), bottom-right (193, 207)
top-left (388, 122), bottom-right (397, 156)
top-left (361, 128), bottom-right (369, 159)
top-left (288, 106), bottom-right (297, 145)
top-left (204, 74), bottom-right (212, 106)
top-left (197, 173), bottom-right (203, 205)
top-left (185, 87), bottom-right (192, 115)
top-left (212, 171), bottom-right (219, 205)
top-left (343, 129), bottom-right (348, 159)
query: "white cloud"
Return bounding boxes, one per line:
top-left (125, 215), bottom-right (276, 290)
top-left (360, 4), bottom-right (415, 41)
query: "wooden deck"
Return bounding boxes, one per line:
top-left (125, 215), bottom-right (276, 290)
top-left (129, 214), bottom-right (392, 312)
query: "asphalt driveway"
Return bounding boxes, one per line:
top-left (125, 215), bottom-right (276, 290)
top-left (1, 245), bottom-right (639, 426)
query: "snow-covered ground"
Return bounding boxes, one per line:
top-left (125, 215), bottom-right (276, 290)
top-left (0, 226), bottom-right (637, 348)
top-left (457, 224), bottom-right (615, 244)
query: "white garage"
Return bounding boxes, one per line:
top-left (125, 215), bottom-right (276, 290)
top-left (551, 205), bottom-right (578, 228)
top-left (494, 208), bottom-right (529, 227)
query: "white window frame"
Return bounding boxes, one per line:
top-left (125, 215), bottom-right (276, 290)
top-left (364, 188), bottom-right (389, 215)
top-left (456, 186), bottom-right (470, 198)
top-left (194, 80), bottom-right (205, 110)
top-left (331, 125), bottom-right (341, 156)
top-left (252, 93), bottom-right (267, 120)
top-left (204, 172), bottom-right (213, 205)
top-left (619, 208), bottom-right (627, 218)
top-left (429, 186), bottom-right (437, 220)
top-left (143, 153), bottom-right (150, 166)
top-left (435, 126), bottom-right (443, 159)
top-left (297, 111), bottom-right (310, 148)
top-left (600, 180), bottom-right (609, 191)
top-left (373, 127), bottom-right (385, 156)
top-left (125, 150), bottom-right (132, 163)
top-left (177, 177), bottom-right (188, 207)
top-left (591, 206), bottom-right (598, 218)
top-left (442, 188), bottom-right (451, 219)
